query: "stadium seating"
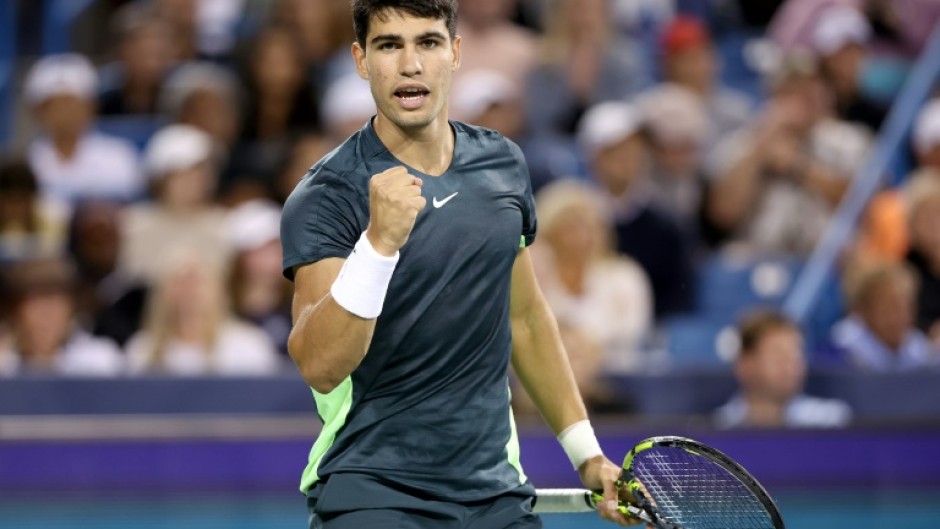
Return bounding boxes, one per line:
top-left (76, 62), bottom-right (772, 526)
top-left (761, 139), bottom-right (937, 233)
top-left (695, 254), bottom-right (804, 319)
top-left (663, 315), bottom-right (738, 366)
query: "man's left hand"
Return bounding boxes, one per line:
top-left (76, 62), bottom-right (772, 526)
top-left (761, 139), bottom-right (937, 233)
top-left (578, 455), bottom-right (649, 527)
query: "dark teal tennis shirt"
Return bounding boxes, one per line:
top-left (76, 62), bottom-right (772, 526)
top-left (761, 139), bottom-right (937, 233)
top-left (281, 119), bottom-right (537, 501)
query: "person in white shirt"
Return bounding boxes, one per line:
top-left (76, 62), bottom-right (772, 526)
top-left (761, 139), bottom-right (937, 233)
top-left (125, 253), bottom-right (282, 376)
top-left (24, 53), bottom-right (144, 205)
top-left (715, 310), bottom-right (852, 429)
top-left (118, 124), bottom-right (231, 286)
top-left (530, 179), bottom-right (653, 375)
top-left (832, 262), bottom-right (937, 371)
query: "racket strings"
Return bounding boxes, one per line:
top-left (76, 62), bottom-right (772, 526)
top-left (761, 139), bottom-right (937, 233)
top-left (634, 446), bottom-right (776, 529)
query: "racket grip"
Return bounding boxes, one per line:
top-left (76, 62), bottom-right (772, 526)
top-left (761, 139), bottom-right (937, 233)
top-left (533, 488), bottom-right (598, 513)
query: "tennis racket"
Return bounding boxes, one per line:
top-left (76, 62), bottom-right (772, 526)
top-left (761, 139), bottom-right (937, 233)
top-left (533, 435), bottom-right (785, 529)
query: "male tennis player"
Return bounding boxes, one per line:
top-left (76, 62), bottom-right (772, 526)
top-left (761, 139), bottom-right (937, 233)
top-left (281, 1), bottom-right (638, 527)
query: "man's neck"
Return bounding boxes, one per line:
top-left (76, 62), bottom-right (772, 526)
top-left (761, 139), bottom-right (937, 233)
top-left (373, 114), bottom-right (454, 177)
top-left (51, 132), bottom-right (82, 160)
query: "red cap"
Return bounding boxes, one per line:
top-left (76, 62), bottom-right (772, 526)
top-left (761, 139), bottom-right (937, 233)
top-left (661, 15), bottom-right (711, 56)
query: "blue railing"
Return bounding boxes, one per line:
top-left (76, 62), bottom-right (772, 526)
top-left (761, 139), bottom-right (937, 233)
top-left (784, 21), bottom-right (940, 322)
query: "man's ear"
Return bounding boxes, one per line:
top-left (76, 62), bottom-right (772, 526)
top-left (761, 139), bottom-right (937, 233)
top-left (451, 35), bottom-right (461, 72)
top-left (352, 42), bottom-right (369, 80)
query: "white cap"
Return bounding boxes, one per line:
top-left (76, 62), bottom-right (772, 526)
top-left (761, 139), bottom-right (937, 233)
top-left (577, 101), bottom-right (642, 158)
top-left (914, 98), bottom-right (940, 155)
top-left (24, 53), bottom-right (98, 105)
top-left (452, 69), bottom-right (519, 121)
top-left (635, 83), bottom-right (708, 146)
top-left (811, 5), bottom-right (871, 56)
top-left (321, 74), bottom-right (376, 132)
top-left (227, 199), bottom-right (282, 251)
top-left (143, 124), bottom-right (214, 178)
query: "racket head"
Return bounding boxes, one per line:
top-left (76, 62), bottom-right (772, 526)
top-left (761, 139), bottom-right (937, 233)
top-left (619, 436), bottom-right (785, 529)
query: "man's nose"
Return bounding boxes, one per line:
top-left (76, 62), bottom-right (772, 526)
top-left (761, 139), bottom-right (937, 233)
top-left (400, 46), bottom-right (422, 77)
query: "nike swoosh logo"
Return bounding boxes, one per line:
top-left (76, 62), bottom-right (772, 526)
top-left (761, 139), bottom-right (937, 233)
top-left (432, 191), bottom-right (459, 208)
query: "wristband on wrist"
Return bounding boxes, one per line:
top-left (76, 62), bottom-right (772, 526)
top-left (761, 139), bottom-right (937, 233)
top-left (557, 419), bottom-right (603, 470)
top-left (330, 232), bottom-right (399, 319)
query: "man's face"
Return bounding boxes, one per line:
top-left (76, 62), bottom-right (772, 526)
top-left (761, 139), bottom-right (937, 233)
top-left (36, 95), bottom-right (94, 138)
top-left (739, 327), bottom-right (806, 402)
top-left (593, 134), bottom-right (647, 198)
top-left (353, 10), bottom-right (460, 134)
top-left (860, 277), bottom-right (915, 350)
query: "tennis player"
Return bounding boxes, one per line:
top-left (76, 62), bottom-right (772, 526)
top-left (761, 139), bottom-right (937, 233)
top-left (281, 1), bottom-right (638, 527)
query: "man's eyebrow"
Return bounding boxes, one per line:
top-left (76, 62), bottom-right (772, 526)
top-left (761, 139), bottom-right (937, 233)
top-left (415, 31), bottom-right (447, 41)
top-left (370, 34), bottom-right (403, 45)
top-left (369, 31), bottom-right (448, 46)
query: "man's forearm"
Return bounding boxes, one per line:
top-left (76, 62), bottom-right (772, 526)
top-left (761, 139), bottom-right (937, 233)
top-left (511, 300), bottom-right (589, 435)
top-left (288, 295), bottom-right (376, 393)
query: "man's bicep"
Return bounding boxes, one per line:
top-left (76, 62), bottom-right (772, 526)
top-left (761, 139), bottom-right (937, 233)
top-left (291, 258), bottom-right (345, 323)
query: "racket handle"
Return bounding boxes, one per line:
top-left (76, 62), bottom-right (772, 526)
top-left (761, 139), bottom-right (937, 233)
top-left (533, 488), bottom-right (598, 513)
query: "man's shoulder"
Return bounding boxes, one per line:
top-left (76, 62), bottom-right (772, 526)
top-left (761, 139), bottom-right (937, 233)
top-left (451, 120), bottom-right (523, 165)
top-left (288, 132), bottom-right (373, 200)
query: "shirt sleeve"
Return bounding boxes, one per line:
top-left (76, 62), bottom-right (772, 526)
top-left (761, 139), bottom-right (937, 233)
top-left (280, 167), bottom-right (368, 280)
top-left (507, 139), bottom-right (538, 248)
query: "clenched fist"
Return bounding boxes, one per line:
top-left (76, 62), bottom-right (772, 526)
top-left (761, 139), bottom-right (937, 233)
top-left (366, 166), bottom-right (427, 256)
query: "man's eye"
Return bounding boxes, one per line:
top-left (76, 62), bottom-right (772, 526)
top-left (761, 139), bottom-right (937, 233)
top-left (421, 40), bottom-right (438, 48)
top-left (379, 42), bottom-right (397, 50)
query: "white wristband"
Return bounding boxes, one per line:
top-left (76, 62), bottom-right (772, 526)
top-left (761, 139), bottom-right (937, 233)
top-left (330, 232), bottom-right (399, 319)
top-left (557, 420), bottom-right (603, 470)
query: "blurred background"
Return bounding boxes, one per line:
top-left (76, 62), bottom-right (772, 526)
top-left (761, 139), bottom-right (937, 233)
top-left (0, 0), bottom-right (939, 528)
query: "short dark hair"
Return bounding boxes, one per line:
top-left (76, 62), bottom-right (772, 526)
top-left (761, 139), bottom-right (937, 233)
top-left (737, 310), bottom-right (798, 358)
top-left (351, 0), bottom-right (458, 47)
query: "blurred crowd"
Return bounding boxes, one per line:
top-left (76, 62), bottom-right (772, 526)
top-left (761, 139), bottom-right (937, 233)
top-left (1, 0), bottom-right (940, 425)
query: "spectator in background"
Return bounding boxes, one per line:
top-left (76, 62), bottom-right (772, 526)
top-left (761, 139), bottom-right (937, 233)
top-left (152, 0), bottom-right (198, 61)
top-left (578, 101), bottom-right (694, 318)
top-left (125, 254), bottom-right (282, 376)
top-left (229, 25), bottom-right (320, 203)
top-left (659, 15), bottom-right (752, 149)
top-left (68, 200), bottom-right (146, 347)
top-left (269, 0), bottom-right (356, 93)
top-left (25, 54), bottom-right (144, 205)
top-left (0, 258), bottom-right (123, 376)
top-left (526, 0), bottom-right (648, 137)
top-left (635, 83), bottom-right (713, 247)
top-left (0, 159), bottom-right (67, 260)
top-left (905, 179), bottom-right (940, 345)
top-left (98, 3), bottom-right (178, 116)
top-left (159, 61), bottom-right (242, 162)
top-left (811, 5), bottom-right (887, 131)
top-left (714, 310), bottom-right (852, 428)
top-left (531, 179), bottom-right (653, 374)
top-left (451, 69), bottom-right (524, 141)
top-left (832, 262), bottom-right (937, 370)
top-left (273, 133), bottom-right (333, 204)
top-left (118, 125), bottom-right (230, 286)
top-left (851, 98), bottom-right (940, 267)
top-left (226, 200), bottom-right (292, 355)
top-left (456, 0), bottom-right (537, 89)
top-left (240, 25), bottom-right (320, 143)
top-left (705, 55), bottom-right (870, 256)
top-left (319, 73), bottom-right (377, 146)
